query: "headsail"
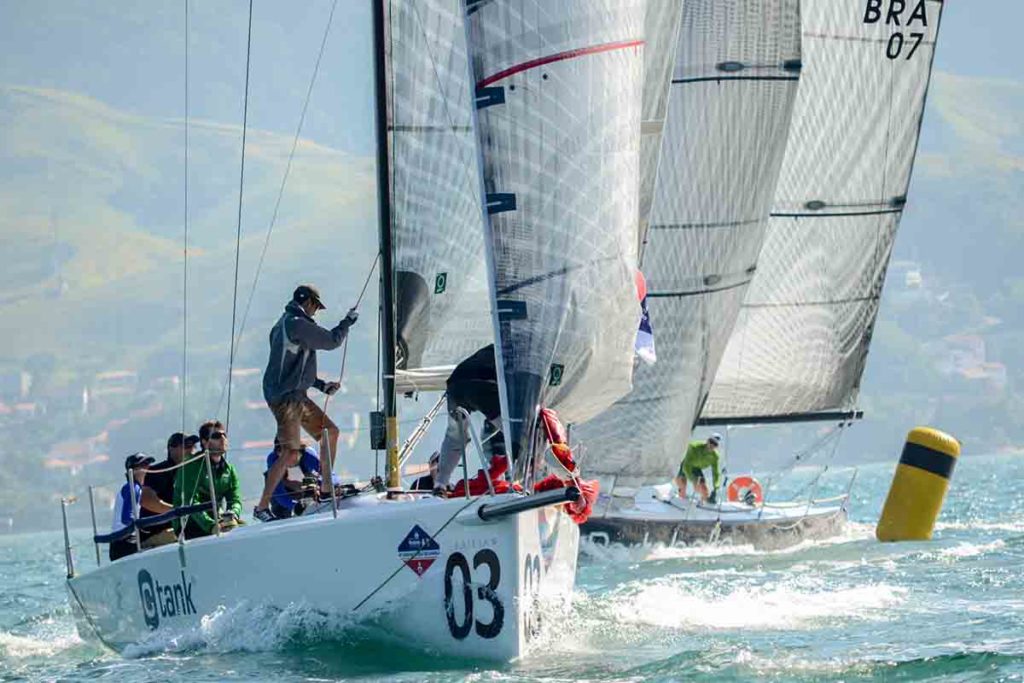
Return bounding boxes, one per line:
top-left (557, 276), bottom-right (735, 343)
top-left (702, 0), bottom-right (944, 422)
top-left (387, 0), bottom-right (492, 393)
top-left (638, 0), bottom-right (687, 253)
top-left (463, 0), bottom-right (645, 460)
top-left (576, 0), bottom-right (803, 487)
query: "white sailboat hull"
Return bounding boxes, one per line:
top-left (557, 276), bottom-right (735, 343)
top-left (67, 493), bottom-right (578, 661)
top-left (582, 483), bottom-right (846, 551)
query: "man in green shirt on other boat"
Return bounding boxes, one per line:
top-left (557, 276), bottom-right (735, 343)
top-left (675, 433), bottom-right (722, 503)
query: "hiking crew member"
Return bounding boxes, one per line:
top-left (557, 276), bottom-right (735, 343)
top-left (676, 433), bottom-right (723, 503)
top-left (173, 421), bottom-right (243, 538)
top-left (141, 432), bottom-right (199, 547)
top-left (255, 285), bottom-right (358, 522)
top-left (265, 440), bottom-right (340, 519)
top-left (435, 344), bottom-right (506, 494)
top-left (110, 453), bottom-right (170, 561)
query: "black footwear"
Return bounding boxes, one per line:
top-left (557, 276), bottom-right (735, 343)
top-left (253, 507), bottom-right (278, 523)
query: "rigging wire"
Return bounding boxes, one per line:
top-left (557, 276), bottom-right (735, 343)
top-left (224, 0), bottom-right (255, 432)
top-left (181, 0), bottom-right (190, 438)
top-left (215, 0), bottom-right (339, 419)
top-left (322, 253), bottom-right (380, 417)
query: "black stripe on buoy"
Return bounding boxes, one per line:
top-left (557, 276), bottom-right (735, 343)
top-left (899, 442), bottom-right (957, 479)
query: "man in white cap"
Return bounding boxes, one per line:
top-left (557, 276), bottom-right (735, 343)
top-left (675, 433), bottom-right (723, 503)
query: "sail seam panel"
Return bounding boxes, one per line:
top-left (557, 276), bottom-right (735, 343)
top-left (771, 207), bottom-right (903, 218)
top-left (648, 278), bottom-right (753, 299)
top-left (651, 217), bottom-right (762, 230)
top-left (477, 39), bottom-right (644, 88)
top-left (672, 75), bottom-right (799, 84)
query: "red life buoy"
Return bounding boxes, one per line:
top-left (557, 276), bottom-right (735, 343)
top-left (727, 475), bottom-right (764, 504)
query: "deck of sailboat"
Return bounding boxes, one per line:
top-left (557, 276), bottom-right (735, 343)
top-left (581, 483), bottom-right (847, 550)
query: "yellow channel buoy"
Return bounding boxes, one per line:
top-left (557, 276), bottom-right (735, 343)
top-left (876, 427), bottom-right (960, 542)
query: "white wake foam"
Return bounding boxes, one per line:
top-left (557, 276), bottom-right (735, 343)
top-left (122, 600), bottom-right (370, 658)
top-left (601, 577), bottom-right (906, 630)
top-left (0, 630), bottom-right (82, 658)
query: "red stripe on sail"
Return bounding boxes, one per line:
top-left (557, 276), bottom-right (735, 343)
top-left (476, 39), bottom-right (644, 88)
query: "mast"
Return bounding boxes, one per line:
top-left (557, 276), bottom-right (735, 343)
top-left (372, 0), bottom-right (400, 489)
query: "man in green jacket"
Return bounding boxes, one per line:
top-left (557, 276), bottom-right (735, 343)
top-left (675, 433), bottom-right (722, 503)
top-left (174, 420), bottom-right (243, 538)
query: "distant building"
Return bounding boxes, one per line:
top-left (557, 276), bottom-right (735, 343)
top-left (0, 371), bottom-right (32, 401)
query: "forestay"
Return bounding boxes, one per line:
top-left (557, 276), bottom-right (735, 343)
top-left (463, 0), bottom-right (644, 460)
top-left (576, 0), bottom-right (803, 487)
top-left (387, 0), bottom-right (493, 393)
top-left (703, 0), bottom-right (944, 421)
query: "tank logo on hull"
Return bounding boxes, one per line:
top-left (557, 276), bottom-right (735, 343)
top-left (398, 525), bottom-right (441, 577)
top-left (137, 569), bottom-right (196, 630)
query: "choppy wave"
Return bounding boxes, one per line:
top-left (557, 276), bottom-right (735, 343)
top-left (0, 630), bottom-right (82, 658)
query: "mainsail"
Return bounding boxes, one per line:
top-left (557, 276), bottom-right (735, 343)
top-left (387, 0), bottom-right (492, 393)
top-left (576, 0), bottom-right (803, 487)
top-left (463, 0), bottom-right (645, 460)
top-left (702, 0), bottom-right (944, 422)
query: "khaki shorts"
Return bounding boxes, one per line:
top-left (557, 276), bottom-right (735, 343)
top-left (270, 396), bottom-right (337, 452)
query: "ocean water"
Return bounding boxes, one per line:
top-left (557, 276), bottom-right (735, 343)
top-left (3, 454), bottom-right (1024, 681)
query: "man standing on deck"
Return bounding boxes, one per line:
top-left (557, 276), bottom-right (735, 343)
top-left (254, 284), bottom-right (358, 522)
top-left (676, 433), bottom-right (722, 503)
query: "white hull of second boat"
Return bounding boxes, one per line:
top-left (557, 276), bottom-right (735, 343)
top-left (67, 492), bottom-right (578, 661)
top-left (581, 483), bottom-right (847, 551)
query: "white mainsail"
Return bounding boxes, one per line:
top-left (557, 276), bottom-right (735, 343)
top-left (575, 0), bottom-right (803, 487)
top-left (702, 0), bottom-right (944, 421)
top-left (463, 0), bottom-right (645, 460)
top-left (387, 0), bottom-right (492, 392)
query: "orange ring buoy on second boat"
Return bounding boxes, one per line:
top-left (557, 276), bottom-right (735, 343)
top-left (727, 476), bottom-right (764, 504)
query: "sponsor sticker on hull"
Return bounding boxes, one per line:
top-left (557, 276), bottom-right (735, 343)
top-left (137, 569), bottom-right (196, 630)
top-left (398, 524), bottom-right (441, 577)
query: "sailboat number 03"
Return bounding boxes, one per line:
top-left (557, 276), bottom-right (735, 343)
top-left (443, 551), bottom-right (543, 640)
top-left (444, 549), bottom-right (503, 639)
top-left (862, 0), bottom-right (931, 61)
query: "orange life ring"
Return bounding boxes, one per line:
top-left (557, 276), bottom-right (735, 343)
top-left (727, 475), bottom-right (764, 504)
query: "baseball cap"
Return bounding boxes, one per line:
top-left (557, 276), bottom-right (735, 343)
top-left (124, 452), bottom-right (156, 470)
top-left (708, 433), bottom-right (723, 445)
top-left (167, 432), bottom-right (200, 449)
top-left (293, 284), bottom-right (326, 310)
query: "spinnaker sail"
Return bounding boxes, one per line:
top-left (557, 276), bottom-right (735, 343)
top-left (702, 0), bottom-right (944, 422)
top-left (576, 0), bottom-right (803, 487)
top-left (463, 0), bottom-right (645, 461)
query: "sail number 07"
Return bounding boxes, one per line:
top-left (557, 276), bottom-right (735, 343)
top-left (862, 0), bottom-right (930, 61)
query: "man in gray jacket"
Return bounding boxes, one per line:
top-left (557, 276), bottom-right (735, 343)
top-left (254, 284), bottom-right (358, 522)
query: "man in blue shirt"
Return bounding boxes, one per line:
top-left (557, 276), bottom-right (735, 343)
top-left (110, 453), bottom-right (171, 560)
top-left (265, 440), bottom-right (340, 518)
